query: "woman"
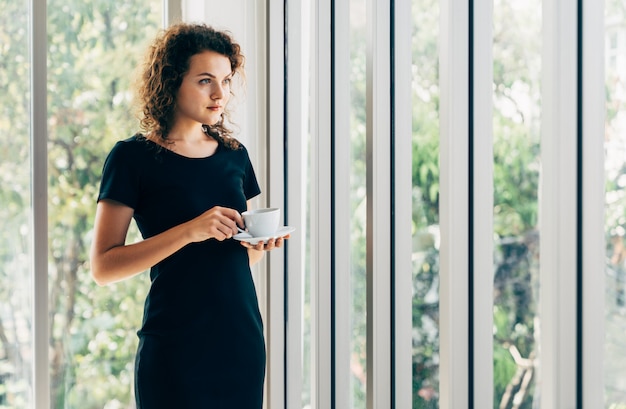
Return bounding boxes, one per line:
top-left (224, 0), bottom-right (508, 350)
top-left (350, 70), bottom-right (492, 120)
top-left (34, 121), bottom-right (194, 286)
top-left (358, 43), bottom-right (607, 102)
top-left (90, 23), bottom-right (285, 408)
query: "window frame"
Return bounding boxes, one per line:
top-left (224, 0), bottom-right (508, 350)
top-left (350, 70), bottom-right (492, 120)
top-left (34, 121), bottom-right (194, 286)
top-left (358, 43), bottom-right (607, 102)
top-left (278, 0), bottom-right (607, 406)
top-left (277, 0), bottom-right (608, 407)
top-left (581, 0), bottom-right (606, 406)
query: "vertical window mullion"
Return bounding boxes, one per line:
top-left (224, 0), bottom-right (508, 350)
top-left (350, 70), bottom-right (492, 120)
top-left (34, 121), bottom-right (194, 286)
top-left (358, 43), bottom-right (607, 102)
top-left (332, 0), bottom-right (352, 407)
top-left (366, 0), bottom-right (392, 407)
top-left (310, 0), bottom-right (333, 408)
top-left (392, 0), bottom-right (413, 407)
top-left (471, 0), bottom-right (494, 407)
top-left (267, 1), bottom-right (286, 408)
top-left (540, 0), bottom-right (578, 406)
top-left (164, 0), bottom-right (181, 27)
top-left (438, 0), bottom-right (470, 406)
top-left (285, 0), bottom-right (305, 406)
top-left (31, 0), bottom-right (48, 407)
top-left (581, 0), bottom-right (606, 405)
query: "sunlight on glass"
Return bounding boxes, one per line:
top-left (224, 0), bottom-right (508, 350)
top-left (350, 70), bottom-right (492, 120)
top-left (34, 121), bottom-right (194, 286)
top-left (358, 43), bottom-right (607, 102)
top-left (604, 0), bottom-right (626, 406)
top-left (0, 1), bottom-right (33, 407)
top-left (492, 0), bottom-right (542, 407)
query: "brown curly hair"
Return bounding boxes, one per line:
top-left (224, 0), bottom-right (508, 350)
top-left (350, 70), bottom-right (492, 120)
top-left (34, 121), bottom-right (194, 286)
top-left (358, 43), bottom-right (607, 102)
top-left (135, 23), bottom-right (244, 149)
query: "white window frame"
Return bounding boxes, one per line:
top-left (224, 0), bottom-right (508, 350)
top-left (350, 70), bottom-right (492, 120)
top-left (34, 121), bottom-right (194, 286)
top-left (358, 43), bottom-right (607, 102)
top-left (279, 0), bottom-right (609, 406)
top-left (393, 0), bottom-right (414, 408)
top-left (581, 0), bottom-right (606, 406)
top-left (471, 0), bottom-right (495, 406)
top-left (540, 0), bottom-right (578, 404)
top-left (302, 1), bottom-right (333, 407)
top-left (438, 0), bottom-right (470, 405)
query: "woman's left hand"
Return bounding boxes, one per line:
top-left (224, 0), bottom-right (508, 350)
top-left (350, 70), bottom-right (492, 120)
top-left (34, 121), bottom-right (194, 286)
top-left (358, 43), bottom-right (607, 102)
top-left (240, 234), bottom-right (290, 251)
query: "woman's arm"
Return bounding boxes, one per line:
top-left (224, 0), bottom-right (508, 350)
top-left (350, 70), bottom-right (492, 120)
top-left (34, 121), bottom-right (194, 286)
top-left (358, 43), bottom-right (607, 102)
top-left (90, 199), bottom-right (243, 285)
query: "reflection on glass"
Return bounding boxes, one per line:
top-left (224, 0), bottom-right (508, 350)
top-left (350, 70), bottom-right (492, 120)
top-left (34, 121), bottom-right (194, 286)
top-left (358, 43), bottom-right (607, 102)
top-left (46, 0), bottom-right (161, 406)
top-left (492, 0), bottom-right (541, 408)
top-left (605, 0), bottom-right (626, 405)
top-left (411, 0), bottom-right (440, 407)
top-left (0, 1), bottom-right (33, 407)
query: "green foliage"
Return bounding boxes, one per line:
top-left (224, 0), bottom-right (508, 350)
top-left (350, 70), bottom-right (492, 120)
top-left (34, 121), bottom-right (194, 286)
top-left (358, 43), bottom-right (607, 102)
top-left (493, 344), bottom-right (516, 407)
top-left (348, 17), bottom-right (368, 408)
top-left (44, 0), bottom-right (160, 405)
top-left (408, 0), bottom-right (544, 407)
top-left (0, 2), bottom-right (37, 408)
top-left (0, 1), bottom-right (160, 407)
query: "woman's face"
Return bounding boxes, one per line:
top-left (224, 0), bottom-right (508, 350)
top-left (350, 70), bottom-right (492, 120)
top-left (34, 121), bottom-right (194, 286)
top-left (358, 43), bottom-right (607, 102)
top-left (174, 50), bottom-right (233, 127)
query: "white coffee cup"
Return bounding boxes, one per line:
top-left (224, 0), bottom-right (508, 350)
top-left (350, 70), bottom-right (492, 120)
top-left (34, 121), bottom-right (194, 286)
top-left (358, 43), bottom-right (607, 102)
top-left (242, 208), bottom-right (280, 237)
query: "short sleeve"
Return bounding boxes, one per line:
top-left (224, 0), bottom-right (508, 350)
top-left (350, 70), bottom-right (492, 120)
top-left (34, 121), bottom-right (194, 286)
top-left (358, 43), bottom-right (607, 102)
top-left (242, 147), bottom-right (261, 200)
top-left (97, 140), bottom-right (141, 209)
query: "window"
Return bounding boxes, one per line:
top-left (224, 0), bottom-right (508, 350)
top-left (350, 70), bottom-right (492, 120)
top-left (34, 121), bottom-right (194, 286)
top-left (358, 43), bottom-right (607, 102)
top-left (604, 0), bottom-right (626, 404)
top-left (2, 1), bottom-right (621, 408)
top-left (411, 0), bottom-right (441, 405)
top-left (0, 1), bottom-right (162, 407)
top-left (492, 0), bottom-right (542, 407)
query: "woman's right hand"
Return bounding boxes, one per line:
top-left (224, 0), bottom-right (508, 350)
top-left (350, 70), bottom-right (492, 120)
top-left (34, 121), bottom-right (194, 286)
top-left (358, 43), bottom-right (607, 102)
top-left (91, 202), bottom-right (244, 286)
top-left (185, 206), bottom-right (244, 243)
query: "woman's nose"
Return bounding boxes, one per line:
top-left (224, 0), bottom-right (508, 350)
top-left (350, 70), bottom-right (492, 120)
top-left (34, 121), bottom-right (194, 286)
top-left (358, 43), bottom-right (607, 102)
top-left (212, 84), bottom-right (225, 100)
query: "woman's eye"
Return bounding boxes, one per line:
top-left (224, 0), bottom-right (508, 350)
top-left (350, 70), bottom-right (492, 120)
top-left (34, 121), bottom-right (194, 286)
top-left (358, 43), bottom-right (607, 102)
top-left (199, 78), bottom-right (210, 84)
top-left (223, 78), bottom-right (232, 85)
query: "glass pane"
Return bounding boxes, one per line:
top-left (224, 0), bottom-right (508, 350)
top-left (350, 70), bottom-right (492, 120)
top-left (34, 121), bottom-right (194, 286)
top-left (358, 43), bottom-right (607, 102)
top-left (604, 0), bottom-right (626, 405)
top-left (350, 0), bottom-right (367, 407)
top-left (302, 0), bottom-right (313, 406)
top-left (411, 0), bottom-right (440, 406)
top-left (47, 1), bottom-right (161, 407)
top-left (492, 0), bottom-right (542, 407)
top-left (0, 0), bottom-right (33, 407)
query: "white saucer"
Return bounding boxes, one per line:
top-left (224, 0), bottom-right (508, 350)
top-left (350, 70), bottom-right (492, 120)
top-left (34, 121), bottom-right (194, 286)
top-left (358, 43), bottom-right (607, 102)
top-left (233, 226), bottom-right (295, 245)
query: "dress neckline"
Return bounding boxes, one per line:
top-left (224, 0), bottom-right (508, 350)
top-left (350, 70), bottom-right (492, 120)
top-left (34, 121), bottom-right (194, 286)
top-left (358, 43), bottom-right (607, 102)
top-left (143, 136), bottom-right (221, 160)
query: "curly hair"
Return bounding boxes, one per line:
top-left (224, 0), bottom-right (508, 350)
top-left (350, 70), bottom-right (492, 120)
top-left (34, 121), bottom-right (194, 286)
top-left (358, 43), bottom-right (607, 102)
top-left (135, 23), bottom-right (244, 149)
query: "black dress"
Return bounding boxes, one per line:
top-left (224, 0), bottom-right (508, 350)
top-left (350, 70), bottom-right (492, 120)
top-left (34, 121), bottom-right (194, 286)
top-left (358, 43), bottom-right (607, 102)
top-left (97, 135), bottom-right (265, 409)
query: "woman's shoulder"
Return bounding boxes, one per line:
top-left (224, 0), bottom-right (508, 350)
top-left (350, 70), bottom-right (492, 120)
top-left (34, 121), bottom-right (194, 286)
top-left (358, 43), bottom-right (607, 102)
top-left (103, 134), bottom-right (162, 169)
top-left (115, 133), bottom-right (150, 148)
top-left (223, 139), bottom-right (254, 164)
top-left (109, 134), bottom-right (158, 156)
top-left (222, 136), bottom-right (249, 154)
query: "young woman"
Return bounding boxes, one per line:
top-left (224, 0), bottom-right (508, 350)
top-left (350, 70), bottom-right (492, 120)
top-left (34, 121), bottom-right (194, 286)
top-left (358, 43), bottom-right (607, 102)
top-left (90, 22), bottom-right (286, 408)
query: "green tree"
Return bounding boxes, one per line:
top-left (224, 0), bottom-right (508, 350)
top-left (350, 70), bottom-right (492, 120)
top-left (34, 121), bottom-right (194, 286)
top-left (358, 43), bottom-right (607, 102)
top-left (410, 0), bottom-right (441, 407)
top-left (46, 2), bottom-right (161, 407)
top-left (0, 1), bottom-right (160, 407)
top-left (0, 1), bottom-right (39, 407)
top-left (491, 1), bottom-right (542, 407)
top-left (409, 0), bottom-right (543, 407)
